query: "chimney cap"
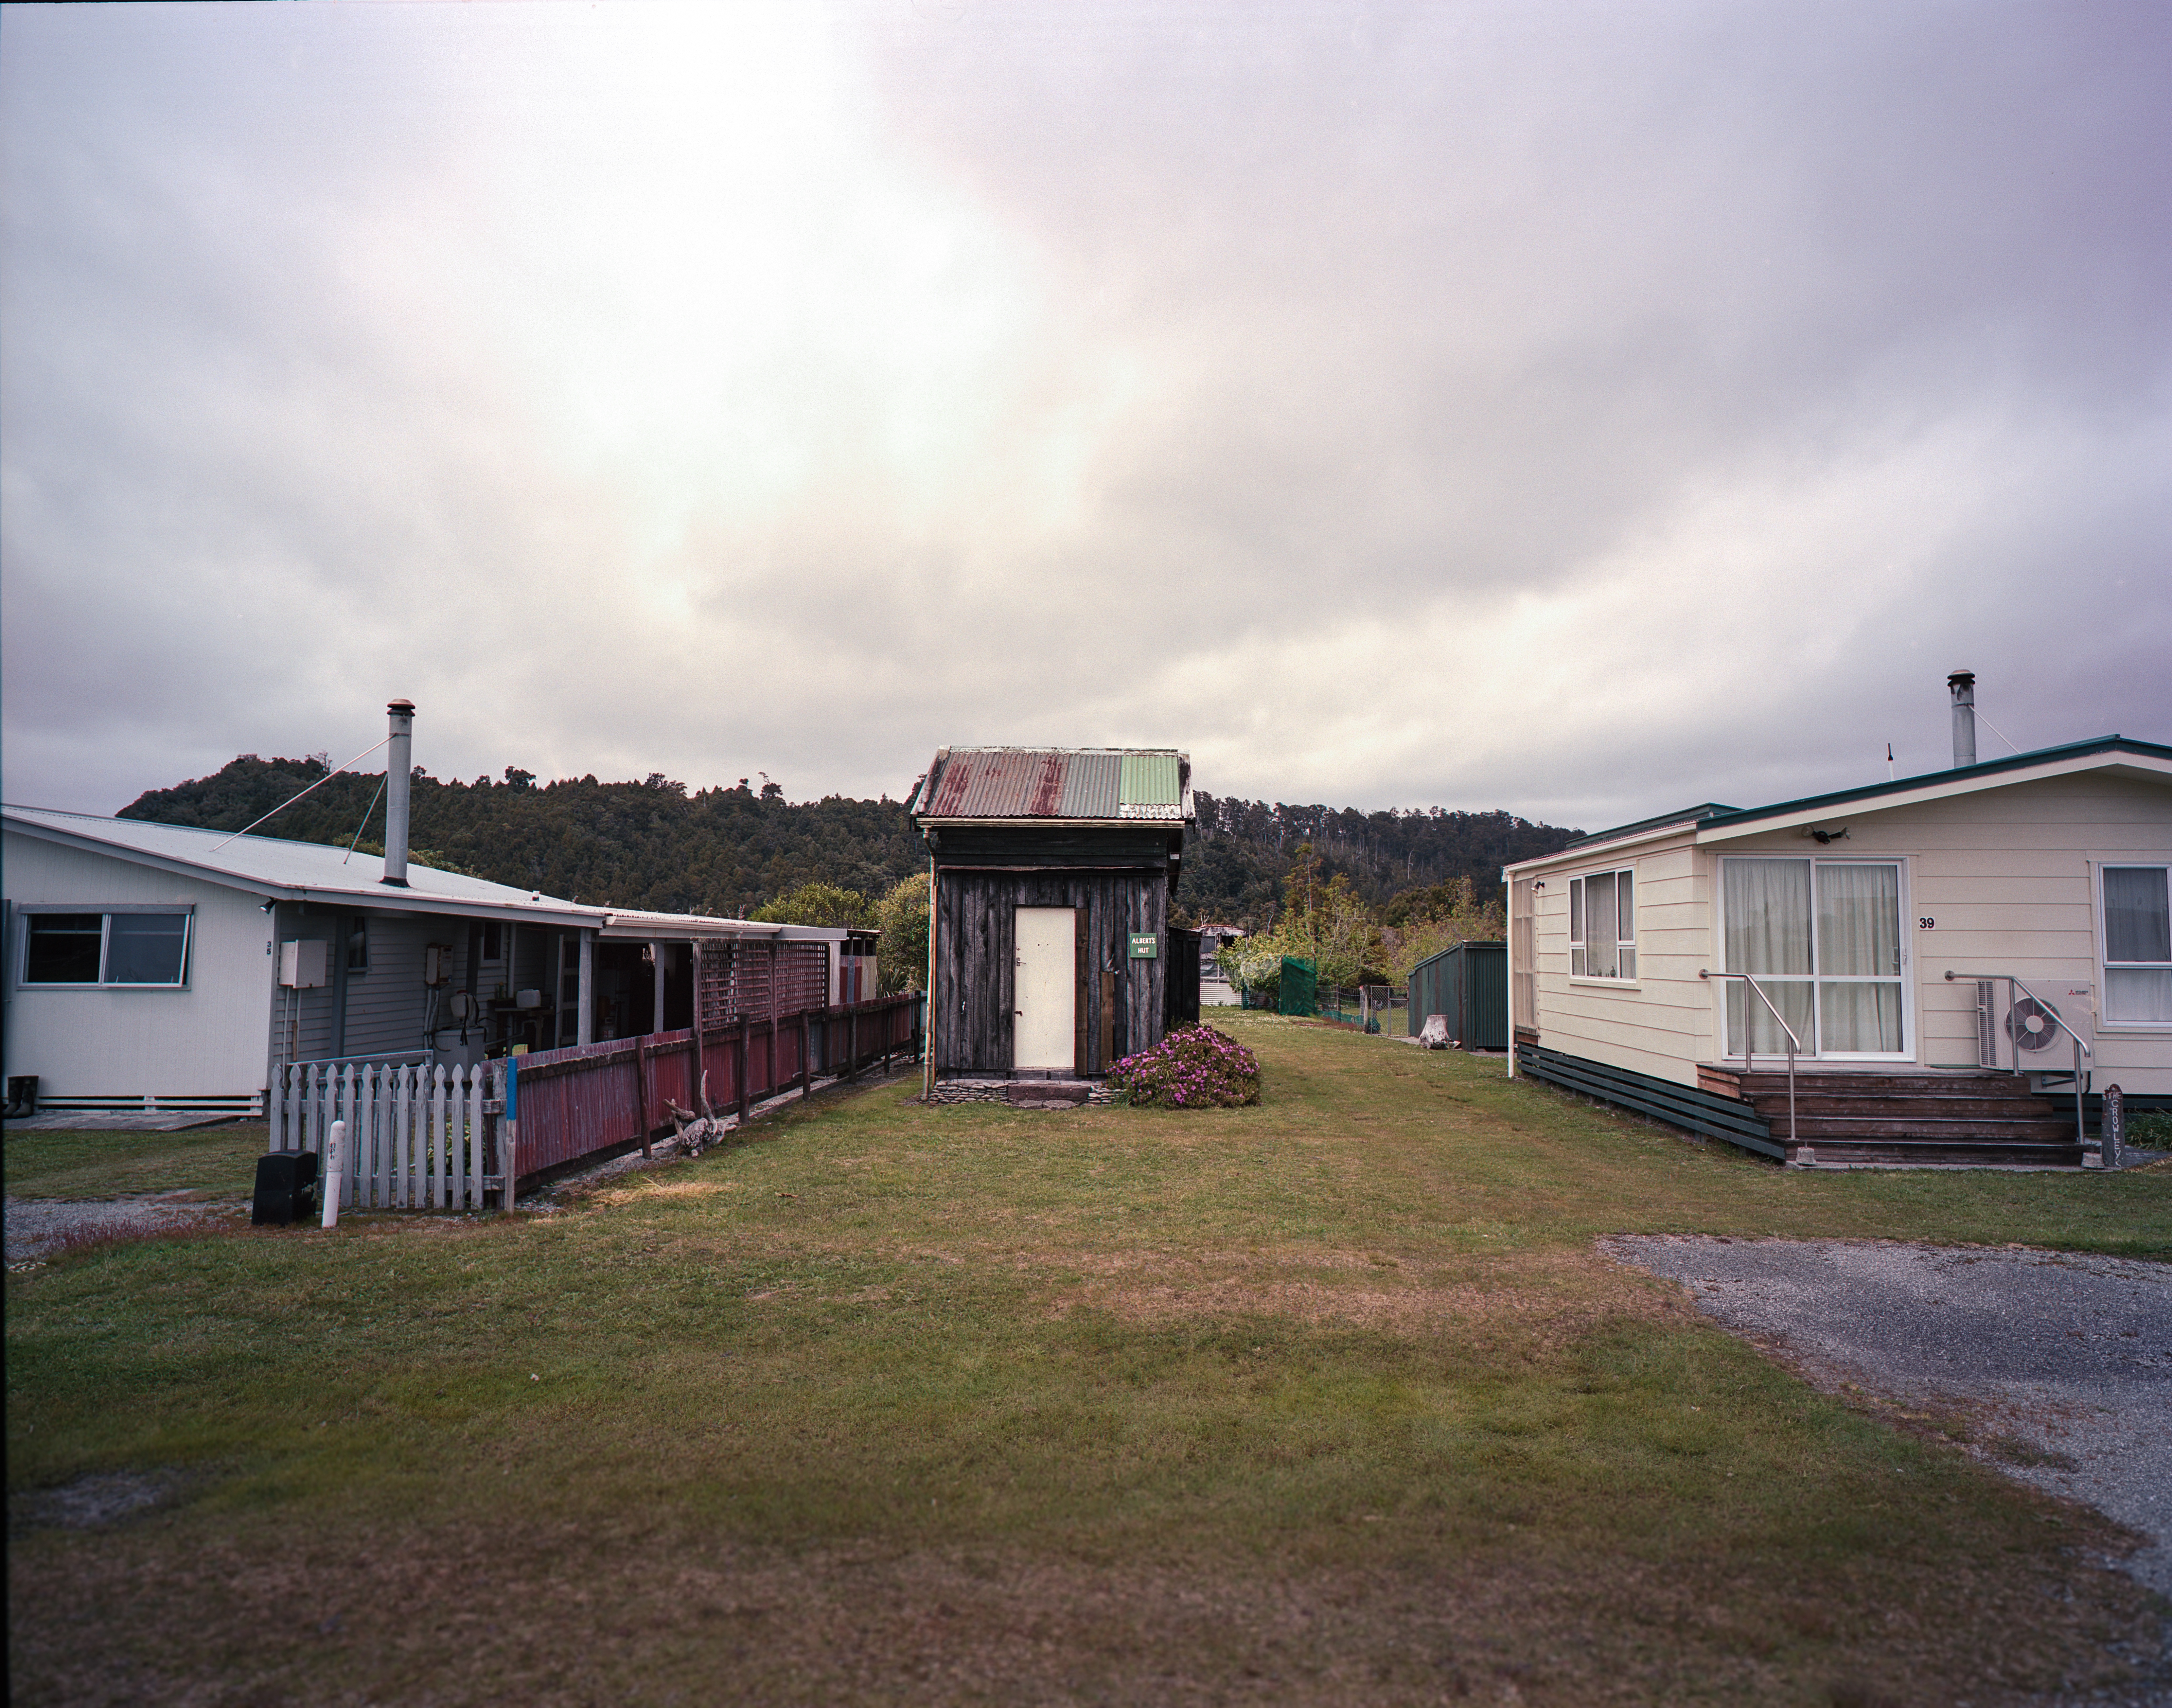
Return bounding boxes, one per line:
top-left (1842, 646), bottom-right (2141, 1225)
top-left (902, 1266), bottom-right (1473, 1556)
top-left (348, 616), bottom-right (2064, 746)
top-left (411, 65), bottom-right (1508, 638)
top-left (387, 698), bottom-right (416, 713)
top-left (1946, 669), bottom-right (1975, 687)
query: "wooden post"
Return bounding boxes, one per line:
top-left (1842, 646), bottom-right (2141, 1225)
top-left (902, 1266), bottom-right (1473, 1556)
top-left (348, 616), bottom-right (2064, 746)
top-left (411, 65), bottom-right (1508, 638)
top-left (1100, 970), bottom-right (1116, 1073)
top-left (847, 1008), bottom-right (858, 1081)
top-left (768, 1014), bottom-right (778, 1102)
top-left (801, 1010), bottom-right (812, 1099)
top-left (634, 1037), bottom-right (652, 1158)
top-left (689, 942), bottom-right (705, 1115)
top-left (737, 1018), bottom-right (750, 1127)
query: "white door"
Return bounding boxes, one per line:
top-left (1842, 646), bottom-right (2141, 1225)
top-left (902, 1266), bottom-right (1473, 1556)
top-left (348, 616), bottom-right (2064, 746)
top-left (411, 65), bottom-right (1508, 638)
top-left (1014, 907), bottom-right (1076, 1070)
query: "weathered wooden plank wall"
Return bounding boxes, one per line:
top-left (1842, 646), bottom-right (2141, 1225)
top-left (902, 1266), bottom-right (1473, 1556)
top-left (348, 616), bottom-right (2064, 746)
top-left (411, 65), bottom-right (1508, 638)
top-left (932, 868), bottom-right (1169, 1076)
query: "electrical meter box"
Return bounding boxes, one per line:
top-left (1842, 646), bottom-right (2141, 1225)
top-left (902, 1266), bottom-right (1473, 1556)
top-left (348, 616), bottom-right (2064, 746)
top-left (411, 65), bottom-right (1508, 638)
top-left (424, 943), bottom-right (453, 986)
top-left (278, 939), bottom-right (328, 989)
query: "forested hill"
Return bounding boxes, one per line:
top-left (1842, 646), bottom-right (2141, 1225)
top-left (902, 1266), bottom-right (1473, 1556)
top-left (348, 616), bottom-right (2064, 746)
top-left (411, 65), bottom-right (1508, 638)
top-left (117, 757), bottom-right (1581, 927)
top-left (1183, 792), bottom-right (1581, 925)
top-left (118, 757), bottom-right (922, 918)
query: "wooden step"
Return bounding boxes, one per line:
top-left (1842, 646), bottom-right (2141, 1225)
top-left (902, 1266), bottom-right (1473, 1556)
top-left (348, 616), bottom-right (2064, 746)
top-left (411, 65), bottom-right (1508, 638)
top-left (1775, 1113), bottom-right (2077, 1140)
top-left (1698, 1059), bottom-right (2085, 1165)
top-left (1720, 1072), bottom-right (2040, 1099)
top-left (1797, 1139), bottom-right (2086, 1167)
top-left (1739, 1094), bottom-right (2068, 1120)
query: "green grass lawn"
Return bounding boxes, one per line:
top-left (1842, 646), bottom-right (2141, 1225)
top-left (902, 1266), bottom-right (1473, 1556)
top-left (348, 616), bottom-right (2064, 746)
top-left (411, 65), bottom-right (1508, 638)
top-left (8, 1016), bottom-right (2168, 1706)
top-left (4, 1121), bottom-right (268, 1200)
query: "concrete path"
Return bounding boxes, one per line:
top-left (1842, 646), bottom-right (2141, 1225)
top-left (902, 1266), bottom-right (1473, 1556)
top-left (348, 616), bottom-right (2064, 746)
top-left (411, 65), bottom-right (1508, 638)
top-left (4, 1111), bottom-right (241, 1132)
top-left (1602, 1235), bottom-right (2172, 1600)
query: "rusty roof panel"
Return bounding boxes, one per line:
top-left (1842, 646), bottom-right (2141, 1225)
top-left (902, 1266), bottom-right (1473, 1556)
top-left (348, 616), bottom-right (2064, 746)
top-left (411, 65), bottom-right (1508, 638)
top-left (918, 748), bottom-right (1186, 821)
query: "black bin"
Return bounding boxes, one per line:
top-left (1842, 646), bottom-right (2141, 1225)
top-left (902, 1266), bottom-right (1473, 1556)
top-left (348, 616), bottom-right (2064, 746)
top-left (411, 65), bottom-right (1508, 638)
top-left (252, 1151), bottom-right (319, 1225)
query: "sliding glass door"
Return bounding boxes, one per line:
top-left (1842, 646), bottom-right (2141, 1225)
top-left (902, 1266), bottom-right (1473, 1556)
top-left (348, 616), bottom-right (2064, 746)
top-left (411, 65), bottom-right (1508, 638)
top-left (1722, 858), bottom-right (1906, 1059)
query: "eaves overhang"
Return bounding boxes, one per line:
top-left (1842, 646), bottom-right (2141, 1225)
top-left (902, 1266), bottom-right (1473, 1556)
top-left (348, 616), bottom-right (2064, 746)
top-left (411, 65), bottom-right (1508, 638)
top-left (1691, 739), bottom-right (2172, 845)
top-left (1501, 817), bottom-right (1708, 880)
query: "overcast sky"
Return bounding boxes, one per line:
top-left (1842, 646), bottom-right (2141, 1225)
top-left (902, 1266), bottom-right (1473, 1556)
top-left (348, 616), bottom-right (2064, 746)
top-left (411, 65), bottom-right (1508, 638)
top-left (4, 1), bottom-right (2167, 835)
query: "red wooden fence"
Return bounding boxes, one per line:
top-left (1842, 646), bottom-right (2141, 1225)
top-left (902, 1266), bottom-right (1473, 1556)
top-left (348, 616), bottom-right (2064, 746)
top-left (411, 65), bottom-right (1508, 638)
top-left (509, 992), bottom-right (924, 1177)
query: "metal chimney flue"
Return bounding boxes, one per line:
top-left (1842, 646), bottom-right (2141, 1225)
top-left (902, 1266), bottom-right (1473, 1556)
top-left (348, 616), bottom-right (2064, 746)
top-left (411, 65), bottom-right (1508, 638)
top-left (382, 699), bottom-right (415, 887)
top-left (1947, 670), bottom-right (1976, 770)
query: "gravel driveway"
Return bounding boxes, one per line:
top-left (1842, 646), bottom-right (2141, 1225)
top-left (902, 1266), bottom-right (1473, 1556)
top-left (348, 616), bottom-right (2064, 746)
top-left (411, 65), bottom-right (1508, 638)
top-left (3, 1195), bottom-right (243, 1266)
top-left (1602, 1235), bottom-right (2172, 1600)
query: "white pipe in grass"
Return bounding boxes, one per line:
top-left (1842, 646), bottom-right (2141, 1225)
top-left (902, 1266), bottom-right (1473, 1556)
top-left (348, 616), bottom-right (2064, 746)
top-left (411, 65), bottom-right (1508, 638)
top-left (321, 1119), bottom-right (345, 1228)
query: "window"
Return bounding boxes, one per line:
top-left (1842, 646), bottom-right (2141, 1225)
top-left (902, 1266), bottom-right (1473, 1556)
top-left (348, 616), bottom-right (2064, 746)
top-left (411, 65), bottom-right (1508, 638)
top-left (345, 917), bottom-right (370, 973)
top-left (2102, 865), bottom-right (2172, 1025)
top-left (1568, 868), bottom-right (1635, 979)
top-left (21, 910), bottom-right (192, 986)
top-left (1721, 858), bottom-right (1904, 1057)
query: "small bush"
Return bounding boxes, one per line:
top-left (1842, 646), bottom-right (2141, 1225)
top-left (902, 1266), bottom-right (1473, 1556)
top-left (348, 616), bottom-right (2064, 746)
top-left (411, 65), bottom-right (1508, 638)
top-left (1109, 1025), bottom-right (1261, 1109)
top-left (2125, 1110), bottom-right (2172, 1150)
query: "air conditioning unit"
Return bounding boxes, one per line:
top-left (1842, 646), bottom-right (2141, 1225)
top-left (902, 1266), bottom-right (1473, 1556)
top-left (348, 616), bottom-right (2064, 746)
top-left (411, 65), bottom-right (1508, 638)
top-left (1979, 979), bottom-right (2093, 1072)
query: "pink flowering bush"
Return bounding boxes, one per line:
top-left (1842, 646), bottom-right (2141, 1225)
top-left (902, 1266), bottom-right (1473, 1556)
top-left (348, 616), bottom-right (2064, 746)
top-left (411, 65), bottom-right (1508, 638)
top-left (1108, 1024), bottom-right (1261, 1109)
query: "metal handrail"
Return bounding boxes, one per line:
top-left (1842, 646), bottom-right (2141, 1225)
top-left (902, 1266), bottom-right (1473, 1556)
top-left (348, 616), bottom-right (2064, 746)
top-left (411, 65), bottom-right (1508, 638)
top-left (1700, 970), bottom-right (1799, 1156)
top-left (1943, 970), bottom-right (2091, 1150)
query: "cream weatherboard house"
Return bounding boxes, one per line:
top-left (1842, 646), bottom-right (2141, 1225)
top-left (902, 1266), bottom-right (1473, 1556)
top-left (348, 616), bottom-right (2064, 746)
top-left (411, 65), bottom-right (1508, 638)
top-left (1502, 733), bottom-right (2171, 1166)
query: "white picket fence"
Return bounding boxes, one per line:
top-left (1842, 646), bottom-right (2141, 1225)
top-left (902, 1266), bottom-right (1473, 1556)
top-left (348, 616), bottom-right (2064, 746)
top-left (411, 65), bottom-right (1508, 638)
top-left (271, 1059), bottom-right (502, 1212)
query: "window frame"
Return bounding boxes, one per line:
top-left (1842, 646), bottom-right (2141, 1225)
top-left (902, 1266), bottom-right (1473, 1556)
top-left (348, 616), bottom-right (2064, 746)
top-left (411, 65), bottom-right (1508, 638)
top-left (2096, 862), bottom-right (2172, 1030)
top-left (1716, 855), bottom-right (1911, 1061)
top-left (1566, 866), bottom-right (1637, 983)
top-left (15, 904), bottom-right (195, 989)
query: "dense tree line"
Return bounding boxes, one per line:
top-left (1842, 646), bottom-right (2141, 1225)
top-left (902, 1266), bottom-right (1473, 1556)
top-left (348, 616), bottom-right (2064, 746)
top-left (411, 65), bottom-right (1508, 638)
top-left (1174, 792), bottom-right (1580, 928)
top-left (119, 756), bottom-right (1581, 931)
top-left (119, 756), bottom-right (924, 917)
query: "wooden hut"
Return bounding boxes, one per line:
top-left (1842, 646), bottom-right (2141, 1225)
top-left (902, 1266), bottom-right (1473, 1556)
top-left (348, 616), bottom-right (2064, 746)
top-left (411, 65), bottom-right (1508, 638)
top-left (913, 747), bottom-right (1194, 1085)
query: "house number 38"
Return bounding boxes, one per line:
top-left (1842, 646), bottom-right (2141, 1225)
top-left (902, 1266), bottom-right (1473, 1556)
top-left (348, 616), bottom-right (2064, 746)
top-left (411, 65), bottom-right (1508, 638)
top-left (1918, 917), bottom-right (1935, 929)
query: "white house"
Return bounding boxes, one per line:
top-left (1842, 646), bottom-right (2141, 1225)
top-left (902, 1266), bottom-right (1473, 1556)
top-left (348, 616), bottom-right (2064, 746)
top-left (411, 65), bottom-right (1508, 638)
top-left (3, 703), bottom-right (854, 1116)
top-left (1502, 714), bottom-right (2170, 1166)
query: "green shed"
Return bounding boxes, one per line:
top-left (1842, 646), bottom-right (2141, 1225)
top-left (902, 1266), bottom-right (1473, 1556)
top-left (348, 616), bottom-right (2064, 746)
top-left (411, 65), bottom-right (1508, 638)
top-left (1407, 941), bottom-right (1508, 1051)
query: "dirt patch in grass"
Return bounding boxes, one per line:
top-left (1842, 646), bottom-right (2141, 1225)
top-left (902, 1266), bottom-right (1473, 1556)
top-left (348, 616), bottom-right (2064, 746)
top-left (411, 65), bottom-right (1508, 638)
top-left (10, 1507), bottom-right (2165, 1708)
top-left (1042, 1245), bottom-right (1702, 1339)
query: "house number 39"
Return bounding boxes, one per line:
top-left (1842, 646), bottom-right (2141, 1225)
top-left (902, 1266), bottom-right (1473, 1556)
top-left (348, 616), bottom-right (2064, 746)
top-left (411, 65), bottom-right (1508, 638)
top-left (1918, 917), bottom-right (1935, 929)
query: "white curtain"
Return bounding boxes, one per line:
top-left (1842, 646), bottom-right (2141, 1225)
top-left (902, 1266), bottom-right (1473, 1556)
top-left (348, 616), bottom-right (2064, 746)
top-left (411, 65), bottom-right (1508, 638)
top-left (1820, 981), bottom-right (1904, 1053)
top-left (2103, 868), bottom-right (2171, 1023)
top-left (1816, 865), bottom-right (1900, 976)
top-left (1725, 860), bottom-right (1811, 974)
top-left (1724, 860), bottom-right (1812, 1055)
top-left (1586, 872), bottom-right (1617, 978)
top-left (1815, 864), bottom-right (1902, 1051)
top-left (2104, 868), bottom-right (2171, 962)
top-left (2107, 970), bottom-right (2172, 1023)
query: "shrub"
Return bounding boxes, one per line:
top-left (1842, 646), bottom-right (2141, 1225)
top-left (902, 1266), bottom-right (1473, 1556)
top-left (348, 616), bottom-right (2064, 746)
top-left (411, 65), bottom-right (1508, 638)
top-left (1109, 1025), bottom-right (1261, 1109)
top-left (2126, 1110), bottom-right (2172, 1150)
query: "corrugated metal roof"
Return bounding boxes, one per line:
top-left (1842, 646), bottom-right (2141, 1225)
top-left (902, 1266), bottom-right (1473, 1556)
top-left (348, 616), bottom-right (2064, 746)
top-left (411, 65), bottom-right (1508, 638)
top-left (1119, 752), bottom-right (1182, 819)
top-left (2, 805), bottom-right (777, 938)
top-left (916, 747), bottom-right (1191, 822)
top-left (1057, 751), bottom-right (1121, 818)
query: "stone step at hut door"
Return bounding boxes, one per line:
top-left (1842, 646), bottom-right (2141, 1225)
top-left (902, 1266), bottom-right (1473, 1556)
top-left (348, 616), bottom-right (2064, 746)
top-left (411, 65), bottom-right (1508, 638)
top-left (1013, 907), bottom-right (1077, 1071)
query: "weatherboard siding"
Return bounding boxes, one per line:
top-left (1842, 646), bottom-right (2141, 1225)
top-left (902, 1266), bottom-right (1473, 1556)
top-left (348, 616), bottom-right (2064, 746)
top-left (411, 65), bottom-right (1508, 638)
top-left (1714, 772), bottom-right (2170, 1090)
top-left (3, 830), bottom-right (273, 1103)
top-left (1523, 771), bottom-right (2171, 1094)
